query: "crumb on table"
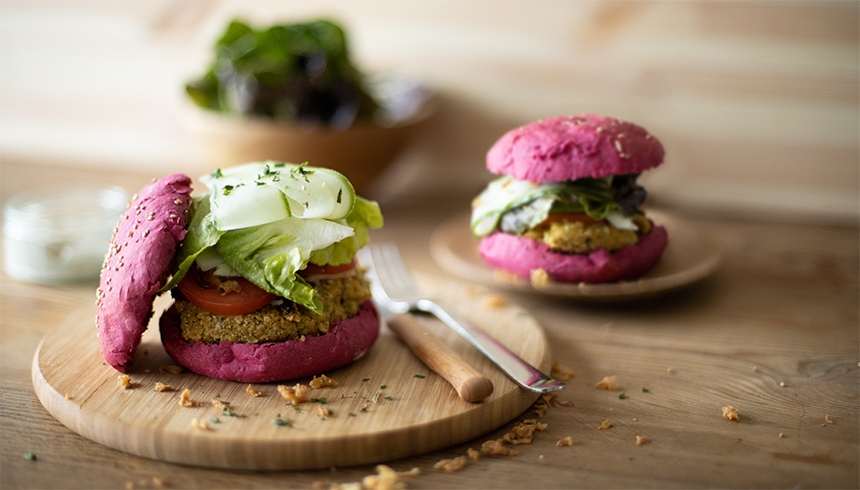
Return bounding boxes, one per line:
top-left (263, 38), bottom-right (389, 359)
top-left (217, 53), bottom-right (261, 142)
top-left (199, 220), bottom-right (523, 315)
top-left (246, 384), bottom-right (262, 397)
top-left (722, 405), bottom-right (740, 421)
top-left (434, 456), bottom-right (469, 472)
top-left (556, 436), bottom-right (573, 447)
top-left (595, 375), bottom-right (618, 390)
top-left (551, 360), bottom-right (575, 381)
top-left (480, 439), bottom-right (520, 457)
top-left (597, 420), bottom-right (613, 430)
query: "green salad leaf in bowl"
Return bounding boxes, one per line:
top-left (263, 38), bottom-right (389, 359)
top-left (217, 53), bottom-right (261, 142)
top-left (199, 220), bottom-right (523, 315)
top-left (186, 19), bottom-right (379, 130)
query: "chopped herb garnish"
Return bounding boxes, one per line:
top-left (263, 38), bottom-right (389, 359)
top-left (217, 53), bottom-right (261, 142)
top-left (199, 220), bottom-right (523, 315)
top-left (618, 393), bottom-right (626, 400)
top-left (362, 378), bottom-right (370, 382)
top-left (256, 181), bottom-right (265, 186)
top-left (290, 162), bottom-right (314, 182)
top-left (293, 405), bottom-right (302, 411)
top-left (216, 393), bottom-right (221, 398)
top-left (311, 397), bottom-right (328, 405)
top-left (384, 396), bottom-right (394, 401)
top-left (211, 168), bottom-right (223, 178)
top-left (380, 385), bottom-right (387, 390)
top-left (210, 417), bottom-right (220, 424)
top-left (23, 452), bottom-right (36, 461)
top-left (222, 185), bottom-right (235, 196)
top-left (414, 374), bottom-right (426, 379)
top-left (348, 412), bottom-right (356, 417)
top-left (274, 162), bottom-right (286, 168)
top-left (642, 388), bottom-right (650, 393)
top-left (336, 188), bottom-right (343, 204)
top-left (273, 417), bottom-right (293, 427)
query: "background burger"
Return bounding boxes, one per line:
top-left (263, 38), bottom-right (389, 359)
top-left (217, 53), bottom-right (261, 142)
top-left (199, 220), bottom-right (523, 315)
top-left (470, 114), bottom-right (668, 284)
top-left (97, 161), bottom-right (383, 383)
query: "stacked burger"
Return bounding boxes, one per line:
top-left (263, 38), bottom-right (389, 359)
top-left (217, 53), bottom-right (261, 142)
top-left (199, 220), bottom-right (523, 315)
top-left (97, 162), bottom-right (383, 383)
top-left (471, 115), bottom-right (668, 284)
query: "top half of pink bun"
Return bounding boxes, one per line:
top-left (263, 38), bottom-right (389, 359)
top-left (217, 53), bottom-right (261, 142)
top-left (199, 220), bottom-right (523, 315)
top-left (486, 114), bottom-right (664, 182)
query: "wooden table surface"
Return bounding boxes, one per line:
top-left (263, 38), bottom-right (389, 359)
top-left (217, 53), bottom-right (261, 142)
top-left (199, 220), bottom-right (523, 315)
top-left (1, 160), bottom-right (857, 489)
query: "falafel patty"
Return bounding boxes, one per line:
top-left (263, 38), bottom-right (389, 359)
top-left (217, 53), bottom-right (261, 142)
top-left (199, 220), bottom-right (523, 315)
top-left (173, 271), bottom-right (372, 344)
top-left (523, 213), bottom-right (652, 254)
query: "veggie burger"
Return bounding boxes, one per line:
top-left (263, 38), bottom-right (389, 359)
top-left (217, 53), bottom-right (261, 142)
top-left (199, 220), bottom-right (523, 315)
top-left (97, 161), bottom-right (383, 383)
top-left (471, 114), bottom-right (668, 284)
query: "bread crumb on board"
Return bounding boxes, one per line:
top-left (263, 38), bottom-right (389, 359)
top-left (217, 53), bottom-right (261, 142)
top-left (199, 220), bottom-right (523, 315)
top-left (159, 364), bottom-right (183, 374)
top-left (154, 382), bottom-right (173, 392)
top-left (636, 435), bottom-right (649, 446)
top-left (556, 436), bottom-right (573, 447)
top-left (825, 415), bottom-right (835, 424)
top-left (467, 448), bottom-right (480, 460)
top-left (191, 418), bottom-right (210, 431)
top-left (317, 405), bottom-right (332, 419)
top-left (310, 374), bottom-right (339, 389)
top-left (278, 384), bottom-right (310, 405)
top-left (722, 405), bottom-right (740, 421)
top-left (597, 420), bottom-right (613, 430)
top-left (179, 388), bottom-right (196, 407)
top-left (246, 384), bottom-right (262, 397)
top-left (595, 375), bottom-right (619, 390)
top-left (117, 375), bottom-right (132, 390)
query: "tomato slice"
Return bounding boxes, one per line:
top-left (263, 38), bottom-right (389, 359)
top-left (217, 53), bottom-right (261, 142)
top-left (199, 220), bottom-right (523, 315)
top-left (177, 267), bottom-right (277, 316)
top-left (539, 212), bottom-right (601, 226)
top-left (298, 259), bottom-right (357, 280)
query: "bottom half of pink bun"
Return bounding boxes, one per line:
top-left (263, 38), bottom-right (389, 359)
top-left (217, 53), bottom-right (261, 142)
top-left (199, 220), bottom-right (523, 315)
top-left (159, 300), bottom-right (380, 383)
top-left (479, 225), bottom-right (668, 284)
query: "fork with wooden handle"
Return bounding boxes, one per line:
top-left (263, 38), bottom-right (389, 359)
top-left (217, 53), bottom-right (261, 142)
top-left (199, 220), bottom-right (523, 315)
top-left (386, 312), bottom-right (494, 403)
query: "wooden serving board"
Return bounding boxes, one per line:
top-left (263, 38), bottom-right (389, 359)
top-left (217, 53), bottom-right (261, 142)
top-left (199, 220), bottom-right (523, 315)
top-left (32, 275), bottom-right (550, 470)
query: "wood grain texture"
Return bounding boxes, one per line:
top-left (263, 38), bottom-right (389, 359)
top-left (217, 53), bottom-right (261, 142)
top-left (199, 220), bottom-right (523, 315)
top-left (31, 277), bottom-right (547, 470)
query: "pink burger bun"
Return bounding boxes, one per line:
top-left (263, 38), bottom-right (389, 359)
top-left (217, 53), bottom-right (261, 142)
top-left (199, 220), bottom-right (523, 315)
top-left (477, 114), bottom-right (668, 284)
top-left (160, 301), bottom-right (380, 383)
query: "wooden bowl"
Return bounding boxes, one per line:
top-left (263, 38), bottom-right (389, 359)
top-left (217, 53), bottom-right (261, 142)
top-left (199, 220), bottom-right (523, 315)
top-left (182, 77), bottom-right (436, 193)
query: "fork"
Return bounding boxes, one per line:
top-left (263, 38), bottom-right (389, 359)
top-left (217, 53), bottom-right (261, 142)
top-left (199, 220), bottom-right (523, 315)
top-left (360, 243), bottom-right (566, 394)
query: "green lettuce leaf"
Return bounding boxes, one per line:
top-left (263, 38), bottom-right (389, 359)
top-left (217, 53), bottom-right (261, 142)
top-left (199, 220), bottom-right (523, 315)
top-left (309, 197), bottom-right (383, 266)
top-left (215, 217), bottom-right (356, 313)
top-left (159, 196), bottom-right (224, 292)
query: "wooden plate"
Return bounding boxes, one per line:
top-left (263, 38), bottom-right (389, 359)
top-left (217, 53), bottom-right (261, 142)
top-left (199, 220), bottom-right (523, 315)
top-left (31, 276), bottom-right (548, 470)
top-left (430, 210), bottom-right (722, 301)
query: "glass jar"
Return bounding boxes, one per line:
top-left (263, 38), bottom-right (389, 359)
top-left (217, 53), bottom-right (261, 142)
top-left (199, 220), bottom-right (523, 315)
top-left (3, 186), bottom-right (128, 284)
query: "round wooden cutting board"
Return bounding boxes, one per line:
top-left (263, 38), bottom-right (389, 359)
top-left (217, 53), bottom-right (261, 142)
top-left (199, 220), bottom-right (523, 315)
top-left (32, 275), bottom-right (550, 470)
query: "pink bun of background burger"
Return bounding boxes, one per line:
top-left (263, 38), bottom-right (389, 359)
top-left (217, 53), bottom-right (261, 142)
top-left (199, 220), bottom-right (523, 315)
top-left (472, 114), bottom-right (669, 284)
top-left (97, 166), bottom-right (381, 383)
